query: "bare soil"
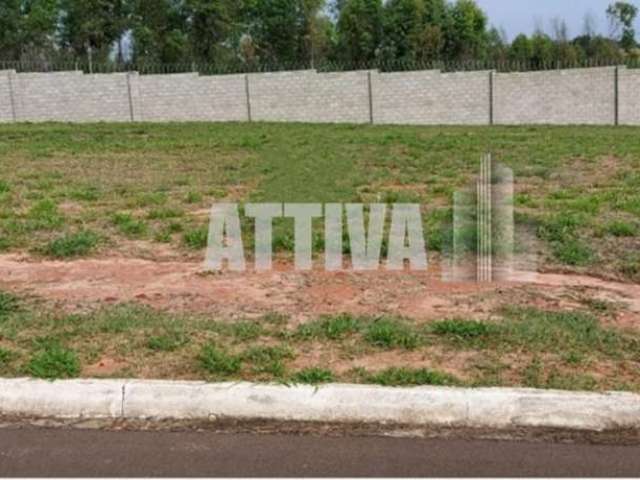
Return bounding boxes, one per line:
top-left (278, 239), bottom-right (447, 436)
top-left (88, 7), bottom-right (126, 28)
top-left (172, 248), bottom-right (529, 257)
top-left (1, 253), bottom-right (639, 329)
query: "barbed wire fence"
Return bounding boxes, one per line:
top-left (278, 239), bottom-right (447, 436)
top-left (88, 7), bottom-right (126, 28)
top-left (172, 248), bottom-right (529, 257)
top-left (1, 58), bottom-right (639, 75)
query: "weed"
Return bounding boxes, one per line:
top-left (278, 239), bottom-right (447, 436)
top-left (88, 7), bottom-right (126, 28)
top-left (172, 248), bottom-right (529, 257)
top-left (0, 291), bottom-right (20, 317)
top-left (113, 213), bottom-right (147, 237)
top-left (367, 367), bottom-right (458, 386)
top-left (431, 319), bottom-right (495, 339)
top-left (230, 321), bottom-right (264, 341)
top-left (198, 344), bottom-right (241, 376)
top-left (27, 343), bottom-right (80, 379)
top-left (147, 332), bottom-right (188, 352)
top-left (295, 314), bottom-right (361, 341)
top-left (364, 317), bottom-right (420, 350)
top-left (183, 227), bottom-right (208, 249)
top-left (292, 367), bottom-right (335, 384)
top-left (43, 230), bottom-right (99, 258)
top-left (241, 345), bottom-right (294, 377)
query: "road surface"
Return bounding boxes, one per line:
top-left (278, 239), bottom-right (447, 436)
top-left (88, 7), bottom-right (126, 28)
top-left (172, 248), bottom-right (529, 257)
top-left (1, 427), bottom-right (640, 476)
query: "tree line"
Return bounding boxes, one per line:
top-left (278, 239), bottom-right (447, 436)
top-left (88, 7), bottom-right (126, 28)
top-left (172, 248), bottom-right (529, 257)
top-left (1, 0), bottom-right (638, 69)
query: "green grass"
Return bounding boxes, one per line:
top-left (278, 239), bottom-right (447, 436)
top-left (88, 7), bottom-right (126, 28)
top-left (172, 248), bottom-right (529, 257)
top-left (0, 291), bottom-right (20, 317)
top-left (113, 213), bottom-right (147, 237)
top-left (364, 317), bottom-right (421, 350)
top-left (198, 344), bottom-right (242, 377)
top-left (0, 291), bottom-right (638, 390)
top-left (367, 367), bottom-right (458, 386)
top-left (43, 230), bottom-right (99, 258)
top-left (292, 367), bottom-right (335, 384)
top-left (1, 123), bottom-right (640, 276)
top-left (27, 342), bottom-right (80, 379)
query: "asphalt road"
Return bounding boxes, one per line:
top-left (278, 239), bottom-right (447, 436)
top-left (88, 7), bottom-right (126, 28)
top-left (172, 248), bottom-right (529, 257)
top-left (1, 428), bottom-right (640, 477)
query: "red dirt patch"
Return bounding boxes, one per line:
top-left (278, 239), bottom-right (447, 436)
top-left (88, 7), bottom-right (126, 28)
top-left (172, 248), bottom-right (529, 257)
top-left (1, 254), bottom-right (639, 327)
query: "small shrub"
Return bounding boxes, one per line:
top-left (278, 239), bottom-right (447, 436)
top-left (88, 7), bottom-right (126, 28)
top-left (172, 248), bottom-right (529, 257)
top-left (27, 344), bottom-right (80, 379)
top-left (199, 344), bottom-right (241, 376)
top-left (292, 367), bottom-right (335, 384)
top-left (368, 367), bottom-right (458, 386)
top-left (44, 230), bottom-right (99, 258)
top-left (364, 317), bottom-right (420, 350)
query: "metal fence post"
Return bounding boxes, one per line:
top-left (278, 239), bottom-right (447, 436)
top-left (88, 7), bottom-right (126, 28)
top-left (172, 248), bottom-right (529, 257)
top-left (367, 71), bottom-right (374, 124)
top-left (7, 70), bottom-right (17, 122)
top-left (245, 74), bottom-right (252, 122)
top-left (488, 70), bottom-right (494, 126)
top-left (614, 66), bottom-right (619, 126)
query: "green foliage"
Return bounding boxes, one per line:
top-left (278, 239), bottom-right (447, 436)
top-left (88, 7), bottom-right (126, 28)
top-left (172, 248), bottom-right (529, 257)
top-left (147, 332), bottom-right (188, 352)
top-left (0, 291), bottom-right (20, 317)
top-left (431, 319), bottom-right (495, 339)
top-left (367, 367), bottom-right (458, 386)
top-left (27, 343), bottom-right (81, 379)
top-left (292, 367), bottom-right (335, 384)
top-left (113, 213), bottom-right (147, 237)
top-left (241, 345), bottom-right (294, 377)
top-left (198, 344), bottom-right (241, 376)
top-left (183, 226), bottom-right (208, 249)
top-left (295, 314), bottom-right (362, 340)
top-left (364, 317), bottom-right (420, 349)
top-left (44, 230), bottom-right (99, 258)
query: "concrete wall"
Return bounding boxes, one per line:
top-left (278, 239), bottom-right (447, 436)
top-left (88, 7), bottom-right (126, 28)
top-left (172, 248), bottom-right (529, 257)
top-left (136, 73), bottom-right (247, 122)
top-left (0, 71), bottom-right (15, 123)
top-left (13, 72), bottom-right (131, 122)
top-left (0, 67), bottom-right (638, 125)
top-left (372, 70), bottom-right (490, 125)
top-left (249, 70), bottom-right (371, 123)
top-left (619, 68), bottom-right (640, 126)
top-left (494, 67), bottom-right (616, 125)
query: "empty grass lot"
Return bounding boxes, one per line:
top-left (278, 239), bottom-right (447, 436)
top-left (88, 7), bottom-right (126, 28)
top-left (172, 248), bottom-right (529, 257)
top-left (0, 123), bottom-right (639, 278)
top-left (1, 122), bottom-right (640, 390)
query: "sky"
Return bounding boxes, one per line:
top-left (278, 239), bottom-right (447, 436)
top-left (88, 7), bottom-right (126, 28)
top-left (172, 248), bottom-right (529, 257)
top-left (475, 0), bottom-right (640, 41)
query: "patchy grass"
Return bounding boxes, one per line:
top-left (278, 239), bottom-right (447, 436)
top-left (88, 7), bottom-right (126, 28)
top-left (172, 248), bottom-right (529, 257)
top-left (198, 345), bottom-right (242, 377)
top-left (0, 292), bottom-right (639, 390)
top-left (366, 367), bottom-right (459, 386)
top-left (364, 317), bottom-right (421, 350)
top-left (292, 367), bottom-right (335, 384)
top-left (0, 123), bottom-right (639, 277)
top-left (43, 230), bottom-right (99, 258)
top-left (27, 342), bottom-right (81, 379)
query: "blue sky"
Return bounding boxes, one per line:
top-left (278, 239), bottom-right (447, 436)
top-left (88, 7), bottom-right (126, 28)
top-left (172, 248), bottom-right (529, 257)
top-left (476, 0), bottom-right (640, 41)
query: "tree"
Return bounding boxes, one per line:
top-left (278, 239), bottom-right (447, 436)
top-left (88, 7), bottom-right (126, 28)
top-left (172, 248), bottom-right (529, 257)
top-left (59, 0), bottom-right (132, 63)
top-left (486, 26), bottom-right (508, 63)
top-left (530, 31), bottom-right (555, 66)
top-left (509, 33), bottom-right (532, 64)
top-left (335, 0), bottom-right (383, 65)
top-left (0, 0), bottom-right (59, 61)
top-left (131, 0), bottom-right (190, 63)
top-left (607, 1), bottom-right (638, 51)
top-left (444, 0), bottom-right (488, 61)
top-left (182, 0), bottom-right (241, 63)
top-left (379, 0), bottom-right (448, 64)
top-left (243, 0), bottom-right (328, 66)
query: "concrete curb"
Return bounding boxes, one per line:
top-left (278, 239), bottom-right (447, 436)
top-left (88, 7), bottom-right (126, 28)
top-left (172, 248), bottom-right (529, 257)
top-left (1, 378), bottom-right (639, 431)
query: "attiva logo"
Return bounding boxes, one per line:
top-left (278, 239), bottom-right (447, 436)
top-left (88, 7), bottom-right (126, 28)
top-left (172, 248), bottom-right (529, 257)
top-left (204, 203), bottom-right (428, 272)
